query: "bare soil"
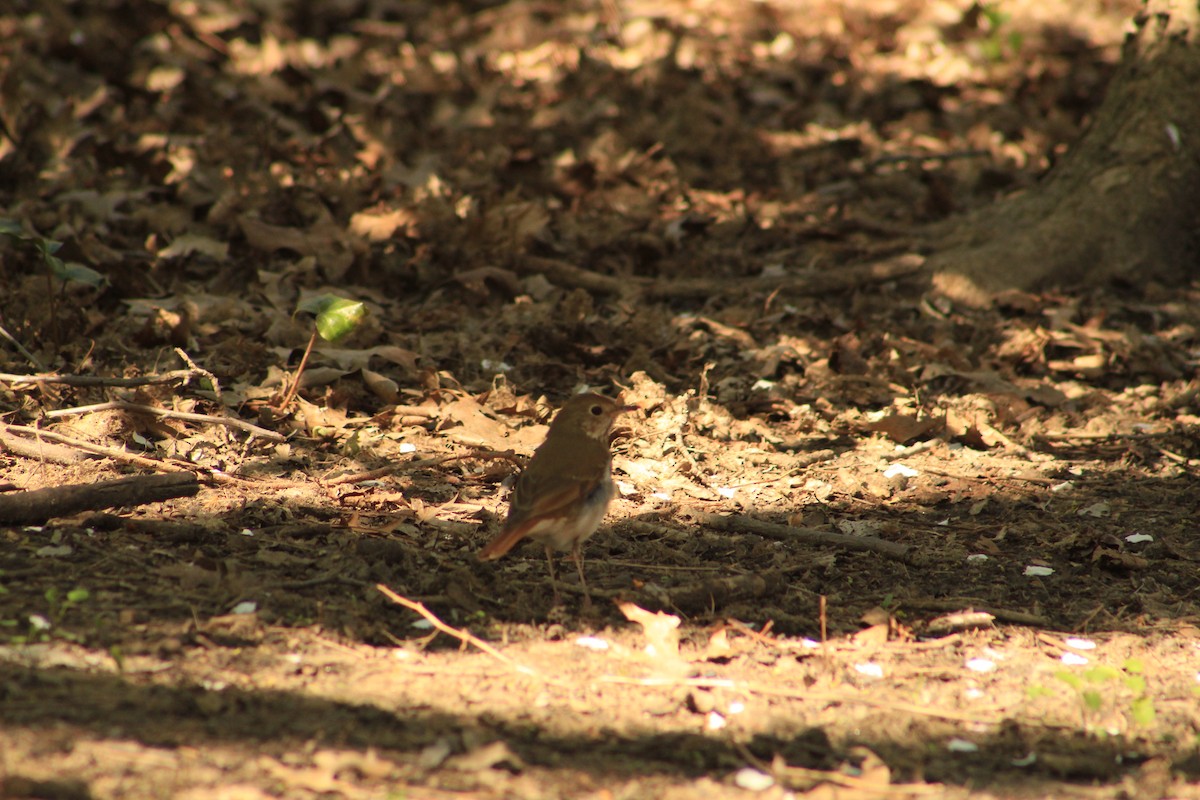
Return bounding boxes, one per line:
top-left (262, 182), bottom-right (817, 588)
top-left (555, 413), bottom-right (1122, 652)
top-left (2, 1), bottom-right (1199, 798)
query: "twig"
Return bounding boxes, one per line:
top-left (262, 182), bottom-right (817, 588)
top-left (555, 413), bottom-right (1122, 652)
top-left (276, 330), bottom-right (317, 410)
top-left (43, 400), bottom-right (284, 442)
top-left (326, 449), bottom-right (523, 485)
top-left (0, 423), bottom-right (188, 473)
top-left (0, 426), bottom-right (90, 463)
top-left (0, 369), bottom-right (207, 389)
top-left (173, 347), bottom-right (223, 403)
top-left (375, 584), bottom-right (543, 678)
top-left (519, 253), bottom-right (925, 299)
top-left (0, 322), bottom-right (46, 371)
top-left (0, 472), bottom-right (200, 525)
top-left (691, 512), bottom-right (921, 565)
top-left (899, 597), bottom-right (1050, 627)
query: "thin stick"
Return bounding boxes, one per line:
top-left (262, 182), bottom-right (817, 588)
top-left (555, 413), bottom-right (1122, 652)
top-left (44, 400), bottom-right (284, 442)
top-left (0, 368), bottom-right (209, 388)
top-left (0, 424), bottom-right (187, 472)
top-left (375, 584), bottom-right (543, 678)
top-left (276, 330), bottom-right (317, 409)
top-left (0, 322), bottom-right (46, 371)
top-left (173, 347), bottom-right (223, 403)
top-left (326, 449), bottom-right (522, 485)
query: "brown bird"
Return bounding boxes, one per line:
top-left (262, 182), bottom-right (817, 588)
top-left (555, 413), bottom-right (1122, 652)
top-left (479, 393), bottom-right (634, 600)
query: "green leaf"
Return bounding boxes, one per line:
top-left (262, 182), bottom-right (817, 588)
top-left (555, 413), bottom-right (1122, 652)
top-left (52, 261), bottom-right (108, 288)
top-left (35, 238), bottom-right (63, 257)
top-left (0, 218), bottom-right (23, 236)
top-left (1083, 665), bottom-right (1121, 683)
top-left (1122, 658), bottom-right (1145, 674)
top-left (66, 588), bottom-right (90, 604)
top-left (314, 298), bottom-right (366, 343)
top-left (1122, 674), bottom-right (1146, 694)
top-left (1081, 690), bottom-right (1103, 712)
top-left (1053, 671), bottom-right (1081, 690)
top-left (296, 293), bottom-right (342, 315)
top-left (1130, 696), bottom-right (1155, 725)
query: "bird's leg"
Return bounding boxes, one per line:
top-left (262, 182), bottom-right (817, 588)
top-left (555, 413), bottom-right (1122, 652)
top-left (544, 544), bottom-right (562, 605)
top-left (572, 541), bottom-right (591, 607)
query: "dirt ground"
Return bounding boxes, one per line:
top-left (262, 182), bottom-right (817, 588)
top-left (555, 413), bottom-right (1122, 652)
top-left (3, 0), bottom-right (1200, 798)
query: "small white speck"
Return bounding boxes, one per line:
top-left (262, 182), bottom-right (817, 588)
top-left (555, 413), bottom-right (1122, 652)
top-left (966, 554), bottom-right (989, 563)
top-left (883, 463), bottom-right (918, 478)
top-left (728, 701), bottom-right (745, 714)
top-left (481, 359), bottom-right (512, 373)
top-left (1165, 123), bottom-right (1181, 150)
top-left (651, 491), bottom-right (671, 500)
top-left (716, 486), bottom-right (736, 499)
top-left (855, 662), bottom-right (884, 679)
top-left (948, 738), bottom-right (978, 753)
top-left (574, 636), bottom-right (609, 651)
top-left (1125, 533), bottom-right (1153, 544)
top-left (734, 768), bottom-right (775, 791)
top-left (705, 711), bottom-right (726, 731)
top-left (28, 614), bottom-right (51, 631)
top-left (1024, 566), bottom-right (1054, 577)
top-left (1061, 652), bottom-right (1089, 666)
top-left (616, 481), bottom-right (636, 496)
top-left (1050, 481), bottom-right (1073, 493)
top-left (399, 442), bottom-right (417, 453)
top-left (1064, 638), bottom-right (1095, 650)
top-left (230, 601), bottom-right (257, 615)
top-left (239, 528), bottom-right (255, 537)
top-left (966, 658), bottom-right (995, 673)
top-left (411, 619), bottom-right (433, 630)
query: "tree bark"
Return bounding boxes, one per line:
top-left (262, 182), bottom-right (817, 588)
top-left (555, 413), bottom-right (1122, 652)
top-left (929, 1), bottom-right (1200, 305)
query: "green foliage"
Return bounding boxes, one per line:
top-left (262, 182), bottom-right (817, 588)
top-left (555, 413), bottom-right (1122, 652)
top-left (0, 586), bottom-right (93, 644)
top-left (0, 218), bottom-right (107, 288)
top-left (977, 3), bottom-right (1024, 63)
top-left (296, 294), bottom-right (366, 343)
top-left (1052, 658), bottom-right (1157, 731)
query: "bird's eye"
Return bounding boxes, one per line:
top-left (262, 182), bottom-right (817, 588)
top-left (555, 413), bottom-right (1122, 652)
top-left (590, 405), bottom-right (603, 416)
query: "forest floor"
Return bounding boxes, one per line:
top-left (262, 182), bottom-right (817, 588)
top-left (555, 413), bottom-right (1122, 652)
top-left (3, 0), bottom-right (1200, 798)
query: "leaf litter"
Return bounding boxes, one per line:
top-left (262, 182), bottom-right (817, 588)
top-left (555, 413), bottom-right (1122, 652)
top-left (2, 0), bottom-right (1200, 798)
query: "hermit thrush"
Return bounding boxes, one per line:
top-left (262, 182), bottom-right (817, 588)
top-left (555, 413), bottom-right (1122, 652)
top-left (479, 393), bottom-right (634, 599)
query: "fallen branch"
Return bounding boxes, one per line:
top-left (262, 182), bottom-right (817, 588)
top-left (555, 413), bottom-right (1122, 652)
top-left (519, 253), bottom-right (925, 299)
top-left (690, 512), bottom-right (920, 565)
top-left (0, 472), bottom-right (200, 525)
top-left (44, 400), bottom-right (285, 442)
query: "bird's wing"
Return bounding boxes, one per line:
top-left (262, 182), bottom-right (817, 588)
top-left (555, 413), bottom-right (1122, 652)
top-left (478, 441), bottom-right (609, 559)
